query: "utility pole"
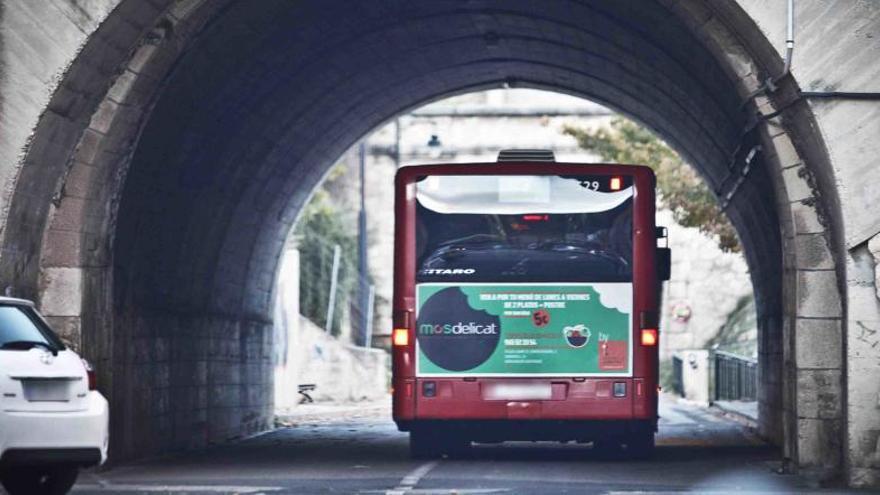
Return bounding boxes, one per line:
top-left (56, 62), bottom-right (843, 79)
top-left (358, 141), bottom-right (370, 346)
top-left (325, 244), bottom-right (341, 334)
top-left (364, 285), bottom-right (375, 349)
top-left (394, 117), bottom-right (401, 169)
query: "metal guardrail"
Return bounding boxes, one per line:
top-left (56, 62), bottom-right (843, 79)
top-left (713, 351), bottom-right (757, 401)
top-left (671, 355), bottom-right (684, 397)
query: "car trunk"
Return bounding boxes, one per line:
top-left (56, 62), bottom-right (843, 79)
top-left (1, 349), bottom-right (90, 413)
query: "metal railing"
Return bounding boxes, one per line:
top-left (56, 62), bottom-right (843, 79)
top-left (713, 351), bottom-right (757, 401)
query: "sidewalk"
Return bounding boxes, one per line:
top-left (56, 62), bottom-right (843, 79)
top-left (275, 397), bottom-right (391, 426)
top-left (712, 399), bottom-right (759, 424)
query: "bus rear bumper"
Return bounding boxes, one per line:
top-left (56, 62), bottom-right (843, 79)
top-left (395, 419), bottom-right (654, 442)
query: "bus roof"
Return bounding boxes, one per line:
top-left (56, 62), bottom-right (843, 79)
top-left (395, 162), bottom-right (655, 183)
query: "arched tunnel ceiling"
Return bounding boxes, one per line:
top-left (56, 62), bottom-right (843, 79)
top-left (115, 0), bottom-right (780, 323)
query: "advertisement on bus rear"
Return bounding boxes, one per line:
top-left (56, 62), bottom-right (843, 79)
top-left (415, 283), bottom-right (632, 377)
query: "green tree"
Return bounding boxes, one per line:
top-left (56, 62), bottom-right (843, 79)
top-left (563, 118), bottom-right (740, 252)
top-left (294, 165), bottom-right (360, 336)
top-left (704, 294), bottom-right (757, 357)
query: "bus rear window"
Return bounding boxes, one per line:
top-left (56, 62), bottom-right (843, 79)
top-left (415, 175), bottom-right (633, 283)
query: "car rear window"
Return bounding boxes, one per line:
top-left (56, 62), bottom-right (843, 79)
top-left (0, 305), bottom-right (64, 350)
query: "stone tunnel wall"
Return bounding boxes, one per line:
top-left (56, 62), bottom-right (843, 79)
top-left (0, 0), bottom-right (278, 459)
top-left (733, 0), bottom-right (880, 486)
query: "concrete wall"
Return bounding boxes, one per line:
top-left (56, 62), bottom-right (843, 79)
top-left (278, 316), bottom-right (389, 406)
top-left (274, 249), bottom-right (389, 410)
top-left (674, 350), bottom-right (711, 406)
top-left (658, 210), bottom-right (754, 359)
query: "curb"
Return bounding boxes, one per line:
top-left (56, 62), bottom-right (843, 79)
top-left (710, 401), bottom-right (759, 427)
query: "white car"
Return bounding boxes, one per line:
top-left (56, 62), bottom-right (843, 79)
top-left (0, 297), bottom-right (108, 494)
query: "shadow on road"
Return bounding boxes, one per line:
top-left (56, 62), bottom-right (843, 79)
top-left (72, 399), bottom-right (830, 494)
top-left (463, 442), bottom-right (776, 463)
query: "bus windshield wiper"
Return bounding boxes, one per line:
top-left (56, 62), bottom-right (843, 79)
top-left (0, 340), bottom-right (59, 355)
top-left (439, 234), bottom-right (503, 246)
top-left (534, 240), bottom-right (593, 251)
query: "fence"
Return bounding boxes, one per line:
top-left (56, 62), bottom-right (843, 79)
top-left (296, 234), bottom-right (375, 346)
top-left (713, 350), bottom-right (757, 401)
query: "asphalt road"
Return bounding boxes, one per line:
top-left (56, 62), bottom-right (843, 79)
top-left (66, 398), bottom-right (853, 494)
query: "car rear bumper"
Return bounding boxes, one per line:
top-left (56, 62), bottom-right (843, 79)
top-left (0, 448), bottom-right (102, 466)
top-left (0, 392), bottom-right (108, 467)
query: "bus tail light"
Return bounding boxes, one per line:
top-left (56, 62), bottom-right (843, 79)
top-left (610, 176), bottom-right (623, 191)
top-left (640, 329), bottom-right (658, 346)
top-left (393, 328), bottom-right (409, 347)
top-left (522, 214), bottom-right (549, 222)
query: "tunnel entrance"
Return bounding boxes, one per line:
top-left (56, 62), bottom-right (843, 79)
top-left (273, 88), bottom-right (760, 420)
top-left (1, 0), bottom-right (846, 482)
top-left (107, 0), bottom-right (788, 460)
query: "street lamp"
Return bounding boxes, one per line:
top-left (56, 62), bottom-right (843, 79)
top-left (427, 133), bottom-right (442, 159)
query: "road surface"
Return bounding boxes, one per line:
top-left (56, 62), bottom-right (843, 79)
top-left (63, 397), bottom-right (850, 494)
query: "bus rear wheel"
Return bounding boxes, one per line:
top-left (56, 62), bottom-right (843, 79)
top-left (409, 428), bottom-right (470, 459)
top-left (624, 431), bottom-right (655, 460)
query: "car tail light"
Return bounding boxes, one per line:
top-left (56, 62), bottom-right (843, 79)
top-left (81, 359), bottom-right (97, 390)
top-left (393, 328), bottom-right (409, 347)
top-left (640, 329), bottom-right (658, 346)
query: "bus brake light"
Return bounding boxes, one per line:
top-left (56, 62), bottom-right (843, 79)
top-left (640, 328), bottom-right (658, 346)
top-left (610, 176), bottom-right (623, 191)
top-left (522, 214), bottom-right (549, 222)
top-left (393, 328), bottom-right (409, 346)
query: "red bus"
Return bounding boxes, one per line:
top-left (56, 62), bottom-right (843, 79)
top-left (392, 150), bottom-right (670, 458)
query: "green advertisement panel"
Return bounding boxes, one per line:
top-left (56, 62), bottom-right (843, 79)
top-left (416, 283), bottom-right (632, 377)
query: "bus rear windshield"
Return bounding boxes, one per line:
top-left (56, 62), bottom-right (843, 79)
top-left (415, 174), bottom-right (633, 283)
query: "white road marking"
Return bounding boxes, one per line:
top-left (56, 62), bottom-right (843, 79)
top-left (400, 460), bottom-right (440, 487)
top-left (362, 489), bottom-right (507, 495)
top-left (371, 460), bottom-right (508, 494)
top-left (384, 490), bottom-right (508, 494)
top-left (608, 492), bottom-right (809, 495)
top-left (73, 484), bottom-right (283, 493)
top-left (385, 460), bottom-right (440, 494)
top-left (607, 492), bottom-right (694, 494)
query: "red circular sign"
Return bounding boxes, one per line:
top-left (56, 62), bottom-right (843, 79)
top-left (532, 309), bottom-right (550, 327)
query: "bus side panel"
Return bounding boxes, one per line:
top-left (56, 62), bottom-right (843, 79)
top-left (631, 170), bottom-right (659, 422)
top-left (392, 174), bottom-right (417, 422)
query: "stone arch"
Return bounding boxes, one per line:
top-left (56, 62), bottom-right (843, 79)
top-left (0, 0), bottom-right (851, 481)
top-left (670, 2), bottom-right (847, 478)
